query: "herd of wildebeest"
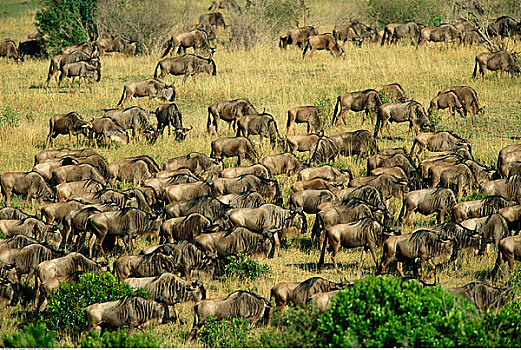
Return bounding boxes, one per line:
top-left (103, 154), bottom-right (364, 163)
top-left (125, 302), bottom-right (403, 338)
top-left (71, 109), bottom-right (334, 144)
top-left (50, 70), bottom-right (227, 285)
top-left (1, 0), bottom-right (521, 342)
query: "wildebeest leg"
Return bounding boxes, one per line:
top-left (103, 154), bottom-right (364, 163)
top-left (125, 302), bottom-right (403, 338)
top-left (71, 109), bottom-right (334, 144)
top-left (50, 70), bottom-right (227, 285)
top-left (331, 237), bottom-right (341, 273)
top-left (173, 305), bottom-right (181, 325)
top-left (396, 261), bottom-right (405, 277)
top-left (359, 249), bottom-right (366, 273)
top-left (237, 152), bottom-right (244, 166)
top-left (425, 259), bottom-right (437, 279)
top-left (385, 122), bottom-right (395, 141)
top-left (368, 245), bottom-right (378, 269)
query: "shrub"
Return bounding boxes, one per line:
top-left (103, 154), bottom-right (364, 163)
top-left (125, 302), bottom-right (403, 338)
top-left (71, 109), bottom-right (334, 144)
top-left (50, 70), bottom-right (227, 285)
top-left (315, 95), bottom-right (334, 126)
top-left (428, 108), bottom-right (442, 126)
top-left (460, 192), bottom-right (488, 202)
top-left (1, 323), bottom-right (56, 348)
top-left (80, 329), bottom-right (159, 348)
top-left (198, 316), bottom-right (254, 348)
top-left (223, 253), bottom-right (271, 280)
top-left (41, 272), bottom-right (149, 338)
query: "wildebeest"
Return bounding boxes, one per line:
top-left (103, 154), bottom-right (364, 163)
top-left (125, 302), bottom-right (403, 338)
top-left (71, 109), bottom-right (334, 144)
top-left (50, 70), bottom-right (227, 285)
top-left (400, 187), bottom-right (457, 228)
top-left (163, 180), bottom-right (215, 204)
top-left (165, 195), bottom-right (230, 224)
top-left (303, 34), bottom-right (345, 59)
top-left (370, 166), bottom-right (408, 180)
top-left (438, 86), bottom-right (483, 116)
top-left (0, 207), bottom-right (30, 221)
top-left (374, 101), bottom-right (434, 140)
top-left (91, 117), bottom-right (129, 145)
top-left (84, 296), bottom-right (168, 334)
top-left (428, 91), bottom-right (465, 119)
top-left (154, 54), bottom-right (216, 84)
top-left (207, 99), bottom-right (258, 134)
top-left (162, 30), bottom-right (212, 57)
top-left (270, 277), bottom-right (344, 311)
top-left (286, 134), bottom-right (320, 154)
top-left (103, 106), bottom-right (156, 142)
top-left (286, 106), bottom-right (322, 135)
top-left (0, 40), bottom-right (22, 63)
top-left (45, 50), bottom-right (92, 88)
top-left (236, 113), bottom-right (283, 147)
top-left (375, 83), bottom-right (408, 102)
top-left (162, 152), bottom-right (223, 177)
top-left (462, 30), bottom-right (485, 45)
top-left (487, 15), bottom-right (521, 38)
top-left (160, 214), bottom-right (212, 243)
top-left (367, 153), bottom-right (417, 179)
top-left (460, 213), bottom-right (510, 249)
top-left (51, 164), bottom-right (106, 188)
top-left (449, 282), bottom-right (512, 313)
top-left (117, 79), bottom-right (175, 107)
top-left (55, 179), bottom-right (105, 203)
top-left (259, 153), bottom-right (301, 177)
top-left (60, 42), bottom-right (93, 55)
top-left (199, 12), bottom-right (226, 29)
top-left (95, 36), bottom-right (137, 56)
top-left (220, 164), bottom-right (270, 179)
top-left (0, 172), bottom-right (54, 208)
top-left (125, 273), bottom-right (206, 324)
top-left (333, 21), bottom-right (376, 46)
top-left (108, 159), bottom-right (152, 187)
top-left (308, 135), bottom-right (339, 165)
top-left (208, 0), bottom-right (241, 12)
top-left (5, 244), bottom-right (61, 284)
top-left (381, 22), bottom-right (422, 45)
top-left (217, 191), bottom-right (265, 209)
top-left (0, 218), bottom-right (62, 249)
top-left (453, 196), bottom-right (512, 223)
top-left (280, 26), bottom-right (318, 49)
top-left (35, 252), bottom-right (107, 311)
top-left (332, 90), bottom-right (382, 125)
top-left (153, 103), bottom-right (192, 139)
top-left (330, 130), bottom-right (378, 161)
top-left (473, 51), bottom-right (521, 78)
top-left (298, 165), bottom-right (352, 186)
top-left (18, 36), bottom-right (45, 58)
top-left (213, 174), bottom-right (281, 205)
top-left (497, 144), bottom-right (521, 178)
top-left (188, 290), bottom-right (272, 341)
top-left (290, 179), bottom-right (338, 193)
top-left (429, 163), bottom-right (481, 198)
top-left (41, 199), bottom-right (87, 224)
top-left (418, 24), bottom-right (461, 45)
top-left (210, 137), bottom-right (257, 166)
top-left (308, 289), bottom-right (341, 312)
top-left (290, 189), bottom-right (337, 214)
top-left (34, 148), bottom-right (98, 165)
top-left (195, 226), bottom-right (274, 258)
top-left (45, 112), bottom-right (91, 147)
top-left (410, 131), bottom-right (471, 161)
top-left (319, 217), bottom-right (396, 272)
top-left (349, 174), bottom-right (409, 204)
top-left (492, 234), bottom-right (521, 281)
top-left (57, 60), bottom-right (101, 90)
top-left (482, 175), bottom-right (521, 202)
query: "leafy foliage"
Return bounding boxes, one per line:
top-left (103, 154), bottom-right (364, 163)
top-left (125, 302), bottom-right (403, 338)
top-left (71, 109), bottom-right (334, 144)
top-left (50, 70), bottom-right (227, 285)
top-left (315, 95), bottom-right (334, 126)
top-left (460, 192), bottom-right (488, 202)
top-left (360, 0), bottom-right (447, 28)
top-left (1, 323), bottom-right (56, 348)
top-left (41, 272), bottom-right (149, 338)
top-left (80, 329), bottom-right (160, 348)
top-left (198, 316), bottom-right (254, 348)
top-left (223, 253), bottom-right (271, 280)
top-left (428, 108), bottom-right (442, 126)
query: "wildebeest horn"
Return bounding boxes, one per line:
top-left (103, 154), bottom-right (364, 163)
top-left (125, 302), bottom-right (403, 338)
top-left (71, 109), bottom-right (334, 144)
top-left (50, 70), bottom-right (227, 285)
top-left (188, 125), bottom-right (193, 130)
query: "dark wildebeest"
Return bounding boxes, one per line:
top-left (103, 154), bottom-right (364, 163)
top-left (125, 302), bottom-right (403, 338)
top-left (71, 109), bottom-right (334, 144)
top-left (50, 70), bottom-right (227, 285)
top-left (375, 83), bottom-right (408, 102)
top-left (449, 282), bottom-right (512, 314)
top-left (108, 159), bottom-right (152, 186)
top-left (453, 196), bottom-right (512, 223)
top-left (308, 135), bottom-right (339, 165)
top-left (259, 153), bottom-right (301, 177)
top-left (41, 199), bottom-right (87, 224)
top-left (418, 24), bottom-right (461, 45)
top-left (302, 34), bottom-right (345, 59)
top-left (289, 189), bottom-right (337, 214)
top-left (290, 178), bottom-right (338, 193)
top-left (381, 22), bottom-right (422, 45)
top-left (492, 234), bottom-right (521, 281)
top-left (378, 229), bottom-right (458, 279)
top-left (55, 179), bottom-right (105, 203)
top-left (207, 99), bottom-right (258, 134)
top-left (17, 36), bottom-right (45, 57)
top-left (497, 144), bottom-right (521, 178)
top-left (280, 26), bottom-right (318, 49)
top-left (286, 134), bottom-right (320, 154)
top-left (153, 103), bottom-right (193, 139)
top-left (0, 172), bottom-right (54, 208)
top-left (45, 50), bottom-right (92, 88)
top-left (0, 40), bottom-right (22, 63)
top-left (0, 207), bottom-right (30, 221)
top-left (162, 30), bottom-right (212, 57)
top-left (410, 131), bottom-right (471, 162)
top-left (374, 101), bottom-right (434, 141)
top-left (45, 112), bottom-right (91, 147)
top-left (57, 60), bottom-right (101, 90)
top-left (298, 165), bottom-right (352, 186)
top-left (165, 196), bottom-right (230, 225)
top-left (270, 277), bottom-right (345, 311)
top-left (34, 148), bottom-right (98, 165)
top-left (51, 164), bottom-right (106, 186)
top-left (103, 106), bottom-right (156, 142)
top-left (438, 86), bottom-right (483, 116)
top-left (163, 180), bottom-right (214, 203)
top-left (332, 89), bottom-right (382, 125)
top-left (113, 241), bottom-right (216, 281)
top-left (162, 152), bottom-right (223, 177)
top-left (199, 12), bottom-right (226, 29)
top-left (428, 91), bottom-right (465, 119)
top-left (154, 54), bottom-right (216, 83)
top-left (210, 137), bottom-right (257, 166)
top-left (125, 273), bottom-right (206, 324)
top-left (286, 106), bottom-right (322, 135)
top-left (349, 174), bottom-right (409, 204)
top-left (400, 187), bottom-right (457, 228)
top-left (188, 290), bottom-right (272, 341)
top-left (460, 214), bottom-right (510, 249)
top-left (367, 153), bottom-right (417, 179)
top-left (208, 0), bottom-right (241, 13)
top-left (462, 30), bottom-right (485, 45)
top-left (236, 113), bottom-right (283, 147)
top-left (0, 218), bottom-right (62, 249)
top-left (195, 226), bottom-right (275, 258)
top-left (473, 51), bottom-right (521, 78)
top-left (482, 175), bottom-right (521, 202)
top-left (35, 252), bottom-right (107, 311)
top-left (84, 296), bottom-right (168, 334)
top-left (487, 15), bottom-right (520, 38)
top-left (91, 117), bottom-right (129, 145)
top-left (220, 164), bottom-right (271, 179)
top-left (213, 175), bottom-right (281, 204)
top-left (330, 130), bottom-right (378, 161)
top-left (117, 79), bottom-right (175, 108)
top-left (318, 217), bottom-right (397, 272)
top-left (370, 166), bottom-right (408, 180)
top-left (160, 214), bottom-right (212, 243)
top-left (95, 36), bottom-right (137, 56)
top-left (218, 191), bottom-right (265, 209)
top-left (333, 21), bottom-right (376, 46)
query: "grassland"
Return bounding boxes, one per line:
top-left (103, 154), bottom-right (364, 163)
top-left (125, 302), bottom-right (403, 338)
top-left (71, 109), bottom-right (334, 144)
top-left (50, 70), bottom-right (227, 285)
top-left (1, 0), bottom-right (521, 347)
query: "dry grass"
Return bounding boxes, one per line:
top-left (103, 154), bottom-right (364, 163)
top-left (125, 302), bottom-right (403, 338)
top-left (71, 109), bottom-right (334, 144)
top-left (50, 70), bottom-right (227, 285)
top-left (1, 0), bottom-right (521, 347)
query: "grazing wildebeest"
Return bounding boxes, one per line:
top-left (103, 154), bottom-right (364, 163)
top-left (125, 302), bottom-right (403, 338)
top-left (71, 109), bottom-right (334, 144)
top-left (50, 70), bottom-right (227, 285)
top-left (188, 290), bottom-right (271, 341)
top-left (207, 99), bottom-right (258, 134)
top-left (220, 164), bottom-right (270, 179)
top-left (95, 36), bottom-right (137, 56)
top-left (449, 282), bottom-right (512, 313)
top-left (103, 106), bottom-right (156, 142)
top-left (208, 0), bottom-right (241, 13)
top-left (162, 152), bottom-right (223, 177)
top-left (154, 103), bottom-right (193, 139)
top-left (35, 252), bottom-right (106, 311)
top-left (0, 40), bottom-right (22, 63)
top-left (163, 180), bottom-right (214, 204)
top-left (84, 296), bottom-right (168, 334)
top-left (57, 60), bottom-right (101, 90)
top-left (154, 54), bottom-right (216, 83)
top-left (91, 117), bottom-right (129, 145)
top-left (117, 79), bottom-right (175, 107)
top-left (55, 179), bottom-right (105, 203)
top-left (319, 217), bottom-right (397, 272)
top-left (428, 91), bottom-right (465, 119)
top-left (438, 86), bottom-right (483, 116)
top-left (259, 153), bottom-right (301, 177)
top-left (213, 174), bottom-right (281, 204)
top-left (298, 165), bottom-right (352, 186)
top-left (289, 189), bottom-right (337, 214)
top-left (162, 30), bottom-right (212, 57)
top-left (418, 24), bottom-right (461, 45)
top-left (125, 273), bottom-right (206, 324)
top-left (487, 16), bottom-right (520, 38)
top-left (0, 172), bottom-right (54, 208)
top-left (0, 207), bottom-right (30, 221)
top-left (375, 83), bottom-right (408, 102)
top-left (160, 214), bottom-right (212, 243)
top-left (270, 277), bottom-right (345, 311)
top-left (45, 112), bottom-right (91, 147)
top-left (349, 174), bottom-right (409, 204)
top-left (367, 153), bottom-right (417, 178)
top-left (108, 159), bottom-right (152, 186)
top-left (482, 175), bottom-right (521, 202)
top-left (400, 188), bottom-right (457, 228)
top-left (165, 195), bottom-right (230, 225)
top-left (51, 164), bottom-right (106, 186)
top-left (280, 26), bottom-right (318, 48)
top-left (41, 200), bottom-right (87, 224)
top-left (308, 135), bottom-right (339, 165)
top-left (286, 106), bottom-right (322, 135)
top-left (381, 22), bottom-right (422, 45)
top-left (302, 34), bottom-right (345, 59)
top-left (454, 196), bottom-right (512, 223)
top-left (210, 137), bottom-right (257, 166)
top-left (473, 51), bottom-right (521, 78)
top-left (18, 37), bottom-right (45, 58)
top-left (332, 89), bottom-right (382, 125)
top-left (286, 134), bottom-right (320, 154)
top-left (333, 21), bottom-right (376, 46)
top-left (218, 191), bottom-right (265, 209)
top-left (199, 12), bottom-right (226, 29)
top-left (462, 30), bottom-right (485, 45)
top-left (236, 113), bottom-right (283, 147)
top-left (410, 131), bottom-right (470, 162)
top-left (290, 179), bottom-right (338, 193)
top-left (460, 213), bottom-right (510, 249)
top-left (492, 234), bottom-right (521, 281)
top-left (497, 144), bottom-right (521, 178)
top-left (378, 229), bottom-right (457, 278)
top-left (330, 130), bottom-right (378, 161)
top-left (370, 166), bottom-right (408, 180)
top-left (374, 101), bottom-right (434, 141)
top-left (45, 50), bottom-right (92, 88)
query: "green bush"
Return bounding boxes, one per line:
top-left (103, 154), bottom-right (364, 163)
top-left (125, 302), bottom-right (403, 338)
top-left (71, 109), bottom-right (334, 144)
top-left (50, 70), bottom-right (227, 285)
top-left (359, 0), bottom-right (448, 28)
top-left (36, 0), bottom-right (98, 54)
top-left (315, 95), bottom-right (334, 126)
top-left (80, 329), bottom-right (159, 348)
top-left (223, 253), bottom-right (271, 280)
top-left (1, 323), bottom-right (56, 348)
top-left (41, 272), bottom-right (149, 338)
top-left (198, 316), bottom-right (254, 348)
top-left (428, 109), bottom-right (442, 126)
top-left (460, 192), bottom-right (488, 202)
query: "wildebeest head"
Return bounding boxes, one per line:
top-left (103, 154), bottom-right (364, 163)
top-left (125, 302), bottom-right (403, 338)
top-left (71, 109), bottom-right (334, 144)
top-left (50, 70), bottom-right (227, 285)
top-left (188, 275), bottom-right (207, 301)
top-left (161, 84), bottom-right (176, 102)
top-left (289, 207), bottom-right (307, 235)
top-left (175, 125), bottom-right (193, 141)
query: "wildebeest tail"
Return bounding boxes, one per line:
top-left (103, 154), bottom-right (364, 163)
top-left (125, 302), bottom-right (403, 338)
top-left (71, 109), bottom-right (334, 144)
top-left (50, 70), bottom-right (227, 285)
top-left (206, 108), bottom-right (213, 133)
top-left (45, 59), bottom-right (55, 85)
top-left (317, 225), bottom-right (329, 270)
top-left (302, 41), bottom-right (310, 59)
top-left (472, 56), bottom-right (479, 79)
top-left (154, 61), bottom-right (161, 79)
top-left (117, 86), bottom-right (127, 107)
top-left (397, 197), bottom-right (407, 223)
top-left (373, 107), bottom-right (382, 139)
top-left (332, 96), bottom-right (341, 125)
top-left (409, 138), bottom-right (418, 160)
